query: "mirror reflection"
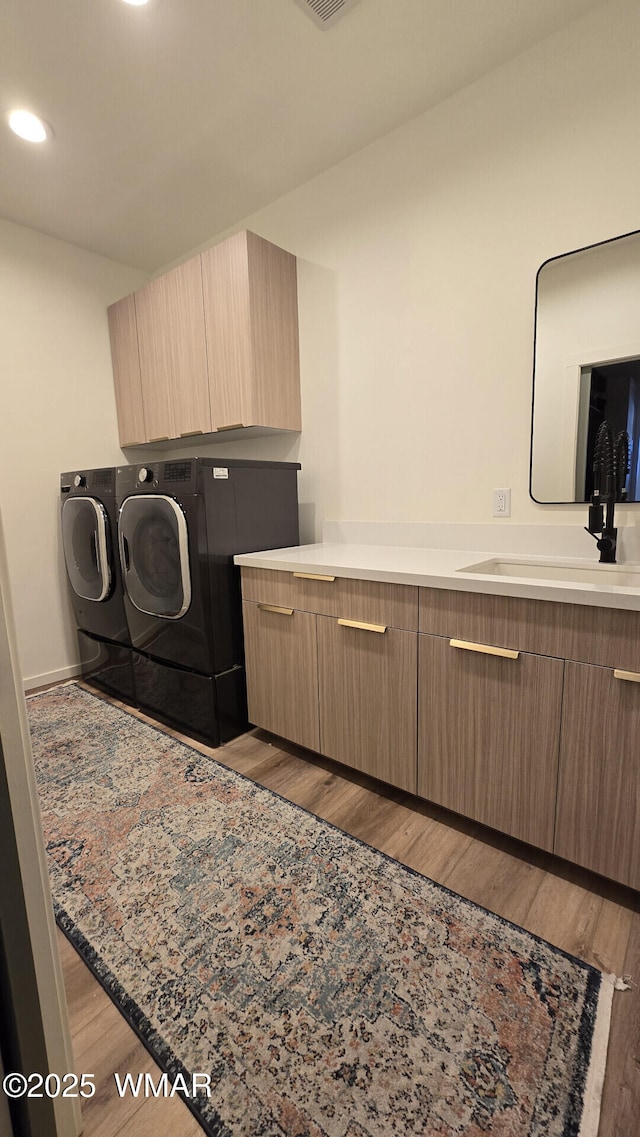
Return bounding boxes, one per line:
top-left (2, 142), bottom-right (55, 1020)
top-left (530, 230), bottom-right (640, 503)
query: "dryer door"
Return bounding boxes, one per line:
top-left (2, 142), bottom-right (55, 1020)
top-left (118, 495), bottom-right (191, 619)
top-left (61, 496), bottom-right (112, 602)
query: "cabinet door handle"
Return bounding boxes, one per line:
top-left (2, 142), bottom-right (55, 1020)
top-left (217, 423), bottom-right (245, 431)
top-left (450, 638), bottom-right (519, 660)
top-left (338, 618), bottom-right (386, 634)
top-left (179, 429), bottom-right (204, 437)
top-left (148, 435), bottom-right (170, 442)
top-left (614, 668), bottom-right (640, 684)
top-left (257, 603), bottom-right (294, 616)
top-left (293, 572), bottom-right (336, 582)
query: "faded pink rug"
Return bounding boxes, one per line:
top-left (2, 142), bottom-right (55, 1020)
top-left (30, 683), bottom-right (614, 1137)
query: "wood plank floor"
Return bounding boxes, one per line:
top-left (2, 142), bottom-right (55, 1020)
top-left (54, 687), bottom-right (640, 1137)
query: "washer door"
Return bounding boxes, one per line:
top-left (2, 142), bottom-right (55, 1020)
top-left (61, 497), bottom-right (112, 602)
top-left (118, 495), bottom-right (191, 619)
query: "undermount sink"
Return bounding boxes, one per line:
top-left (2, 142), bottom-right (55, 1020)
top-left (457, 557), bottom-right (640, 588)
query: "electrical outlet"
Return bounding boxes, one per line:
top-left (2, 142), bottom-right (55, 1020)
top-left (492, 488), bottom-right (511, 517)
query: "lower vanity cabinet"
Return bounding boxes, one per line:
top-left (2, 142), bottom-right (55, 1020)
top-left (241, 600), bottom-right (319, 752)
top-left (241, 569), bottom-right (418, 792)
top-left (317, 616), bottom-right (417, 793)
top-left (240, 567), bottom-right (640, 890)
top-left (417, 634), bottom-right (564, 851)
top-left (554, 662), bottom-right (640, 891)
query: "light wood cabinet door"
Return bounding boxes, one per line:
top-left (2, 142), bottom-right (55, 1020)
top-left (242, 601), bottom-right (319, 752)
top-left (419, 586), bottom-right (640, 672)
top-left (201, 230), bottom-right (301, 431)
top-left (107, 294), bottom-right (146, 445)
top-left (418, 634), bottom-right (564, 850)
top-left (555, 662), bottom-right (640, 889)
top-left (109, 231), bottom-right (300, 444)
top-left (134, 258), bottom-right (212, 442)
top-left (317, 616), bottom-right (417, 793)
top-left (241, 568), bottom-right (419, 629)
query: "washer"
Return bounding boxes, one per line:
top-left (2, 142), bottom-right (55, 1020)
top-left (116, 457), bottom-right (300, 746)
top-left (60, 467), bottom-right (136, 703)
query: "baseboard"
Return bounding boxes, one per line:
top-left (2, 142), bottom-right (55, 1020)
top-left (24, 664), bottom-right (81, 695)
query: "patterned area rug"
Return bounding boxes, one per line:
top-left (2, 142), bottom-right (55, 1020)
top-left (30, 683), bottom-right (614, 1137)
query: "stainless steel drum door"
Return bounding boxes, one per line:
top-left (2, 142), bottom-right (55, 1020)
top-left (118, 495), bottom-right (191, 619)
top-left (61, 496), bottom-right (111, 602)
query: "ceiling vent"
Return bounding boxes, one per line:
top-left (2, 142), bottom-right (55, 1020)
top-left (293, 0), bottom-right (362, 30)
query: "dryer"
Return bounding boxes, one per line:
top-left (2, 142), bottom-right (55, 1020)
top-left (60, 467), bottom-right (136, 704)
top-left (116, 457), bottom-right (300, 746)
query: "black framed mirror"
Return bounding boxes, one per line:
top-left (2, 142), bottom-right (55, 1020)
top-left (530, 229), bottom-right (640, 504)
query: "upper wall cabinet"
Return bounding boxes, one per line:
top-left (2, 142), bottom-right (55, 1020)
top-left (107, 293), bottom-right (147, 446)
top-left (107, 230), bottom-right (301, 447)
top-left (135, 257), bottom-right (212, 443)
top-left (201, 230), bottom-right (301, 433)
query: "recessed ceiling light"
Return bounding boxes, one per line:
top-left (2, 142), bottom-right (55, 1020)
top-left (8, 109), bottom-right (52, 143)
top-left (122, 0), bottom-right (150, 6)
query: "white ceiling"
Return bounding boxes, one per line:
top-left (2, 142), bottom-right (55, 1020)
top-left (1, 0), bottom-right (603, 272)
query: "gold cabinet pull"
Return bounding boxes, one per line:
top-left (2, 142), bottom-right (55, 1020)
top-left (179, 429), bottom-right (204, 437)
top-left (450, 638), bottom-right (519, 660)
top-left (257, 603), bottom-right (294, 616)
top-left (148, 435), bottom-right (170, 442)
top-left (293, 572), bottom-right (336, 582)
top-left (614, 669), bottom-right (640, 684)
top-left (217, 423), bottom-right (245, 431)
top-left (338, 618), bottom-right (386, 634)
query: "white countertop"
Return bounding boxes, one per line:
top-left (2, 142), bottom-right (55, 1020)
top-left (234, 542), bottom-right (640, 611)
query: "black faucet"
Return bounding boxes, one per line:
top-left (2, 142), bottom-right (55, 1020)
top-left (584, 421), bottom-right (630, 564)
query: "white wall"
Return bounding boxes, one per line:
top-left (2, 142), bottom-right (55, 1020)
top-left (0, 219), bottom-right (146, 687)
top-left (186, 0), bottom-right (640, 540)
